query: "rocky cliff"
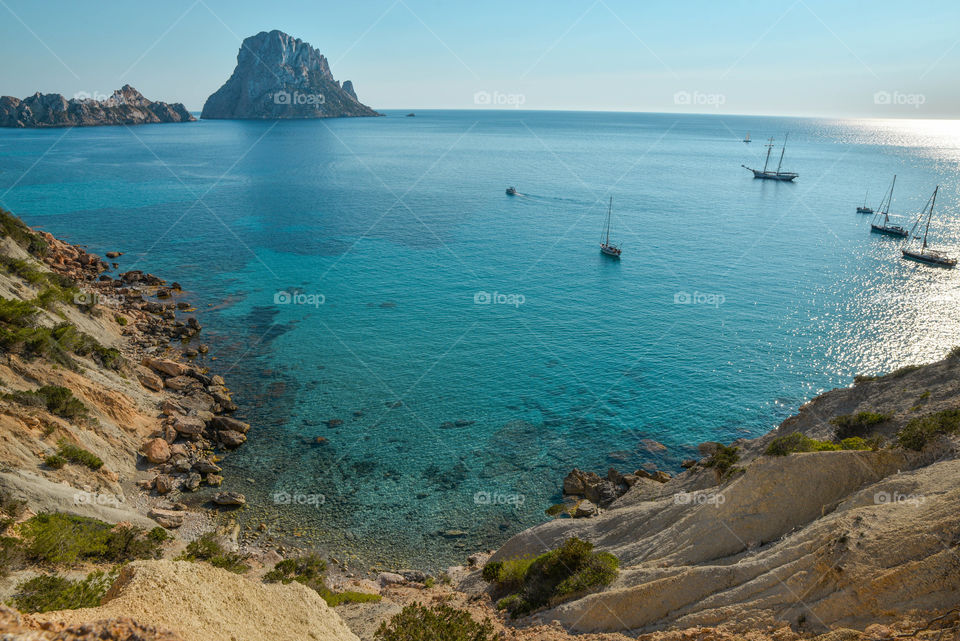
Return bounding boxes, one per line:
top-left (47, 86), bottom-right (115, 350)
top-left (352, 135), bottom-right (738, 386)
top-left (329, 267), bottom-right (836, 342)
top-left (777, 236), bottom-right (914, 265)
top-left (201, 30), bottom-right (380, 119)
top-left (0, 85), bottom-right (194, 128)
top-left (474, 356), bottom-right (960, 635)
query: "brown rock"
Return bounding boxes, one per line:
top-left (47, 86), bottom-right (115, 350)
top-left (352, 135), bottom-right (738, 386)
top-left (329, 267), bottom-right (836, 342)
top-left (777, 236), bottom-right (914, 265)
top-left (206, 474), bottom-right (224, 487)
top-left (141, 438), bottom-right (171, 464)
top-left (154, 474), bottom-right (176, 494)
top-left (217, 430), bottom-right (247, 448)
top-left (210, 415), bottom-right (251, 434)
top-left (148, 507), bottom-right (185, 528)
top-left (138, 369), bottom-right (164, 392)
top-left (143, 357), bottom-right (187, 377)
top-left (164, 376), bottom-right (195, 391)
top-left (173, 416), bottom-right (205, 436)
top-left (213, 491), bottom-right (246, 506)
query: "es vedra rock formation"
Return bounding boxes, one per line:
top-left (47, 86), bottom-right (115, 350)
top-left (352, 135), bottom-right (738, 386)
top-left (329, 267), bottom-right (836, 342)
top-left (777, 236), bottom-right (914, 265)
top-left (201, 30), bottom-right (380, 120)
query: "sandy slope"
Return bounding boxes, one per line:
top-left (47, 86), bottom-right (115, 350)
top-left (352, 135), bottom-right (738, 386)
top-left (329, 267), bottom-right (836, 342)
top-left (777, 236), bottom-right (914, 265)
top-left (34, 561), bottom-right (359, 641)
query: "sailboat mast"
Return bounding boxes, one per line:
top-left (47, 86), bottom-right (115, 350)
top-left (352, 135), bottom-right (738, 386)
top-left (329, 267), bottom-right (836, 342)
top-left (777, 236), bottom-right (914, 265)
top-left (922, 186), bottom-right (938, 250)
top-left (884, 175), bottom-right (896, 221)
top-left (776, 133), bottom-right (788, 174)
top-left (763, 138), bottom-right (774, 172)
top-left (605, 197), bottom-right (612, 245)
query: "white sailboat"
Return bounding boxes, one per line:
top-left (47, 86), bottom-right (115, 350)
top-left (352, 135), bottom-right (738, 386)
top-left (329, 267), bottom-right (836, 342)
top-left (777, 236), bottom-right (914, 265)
top-left (599, 196), bottom-right (621, 258)
top-left (742, 134), bottom-right (798, 181)
top-left (870, 176), bottom-right (908, 237)
top-left (856, 189), bottom-right (873, 214)
top-left (902, 186), bottom-right (956, 267)
top-left (743, 132), bottom-right (751, 143)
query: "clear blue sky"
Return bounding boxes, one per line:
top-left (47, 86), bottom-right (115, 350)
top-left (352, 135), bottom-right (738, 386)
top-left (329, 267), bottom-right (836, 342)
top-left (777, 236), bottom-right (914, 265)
top-left (1, 0), bottom-right (959, 117)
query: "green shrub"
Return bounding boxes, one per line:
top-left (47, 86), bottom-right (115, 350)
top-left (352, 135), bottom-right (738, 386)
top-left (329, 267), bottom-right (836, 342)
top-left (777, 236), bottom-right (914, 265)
top-left (18, 513), bottom-right (163, 565)
top-left (6, 386), bottom-right (89, 420)
top-left (0, 256), bottom-right (46, 285)
top-left (830, 411), bottom-right (891, 440)
top-left (482, 537), bottom-right (618, 618)
top-left (263, 553), bottom-right (380, 607)
top-left (0, 297), bottom-right (38, 326)
top-left (765, 432), bottom-right (841, 456)
top-left (0, 493), bottom-right (26, 532)
top-left (0, 209), bottom-right (48, 256)
top-left (704, 443), bottom-right (740, 478)
top-left (375, 603), bottom-right (495, 641)
top-left (43, 454), bottom-right (66, 469)
top-left (0, 317), bottom-right (123, 372)
top-left (897, 408), bottom-right (960, 451)
top-left (10, 568), bottom-right (118, 613)
top-left (55, 440), bottom-right (102, 470)
top-left (114, 314), bottom-right (128, 326)
top-left (839, 437), bottom-right (875, 451)
top-left (177, 533), bottom-right (249, 574)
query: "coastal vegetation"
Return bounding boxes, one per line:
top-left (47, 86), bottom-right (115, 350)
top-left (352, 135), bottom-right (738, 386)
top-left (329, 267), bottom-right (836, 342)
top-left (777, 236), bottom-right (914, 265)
top-left (10, 567), bottom-right (119, 613)
top-left (17, 513), bottom-right (165, 565)
top-left (704, 443), bottom-right (741, 478)
top-left (176, 533), bottom-right (250, 574)
top-left (264, 553), bottom-right (382, 606)
top-left (765, 432), bottom-right (876, 456)
top-left (375, 603), bottom-right (495, 641)
top-left (0, 296), bottom-right (123, 372)
top-left (830, 411), bottom-right (891, 439)
top-left (52, 439), bottom-right (104, 470)
top-left (4, 385), bottom-right (89, 421)
top-left (0, 208), bottom-right (47, 256)
top-left (482, 537), bottom-right (618, 618)
top-left (897, 407), bottom-right (960, 450)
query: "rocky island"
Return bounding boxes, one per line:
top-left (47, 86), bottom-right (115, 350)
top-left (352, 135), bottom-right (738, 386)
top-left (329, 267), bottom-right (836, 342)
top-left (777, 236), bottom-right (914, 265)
top-left (0, 85), bottom-right (194, 128)
top-left (201, 30), bottom-right (381, 120)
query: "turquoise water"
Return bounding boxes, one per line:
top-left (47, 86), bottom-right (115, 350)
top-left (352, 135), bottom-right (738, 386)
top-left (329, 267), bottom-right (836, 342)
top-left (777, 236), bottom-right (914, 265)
top-left (3, 111), bottom-right (960, 569)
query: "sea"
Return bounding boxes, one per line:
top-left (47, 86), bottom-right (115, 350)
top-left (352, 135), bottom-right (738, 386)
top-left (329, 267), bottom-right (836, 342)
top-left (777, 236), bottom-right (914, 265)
top-left (2, 110), bottom-right (960, 570)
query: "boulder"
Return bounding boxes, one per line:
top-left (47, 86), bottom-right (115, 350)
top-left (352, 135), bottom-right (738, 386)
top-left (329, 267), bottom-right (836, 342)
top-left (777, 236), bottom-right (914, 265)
top-left (183, 473), bottom-right (202, 492)
top-left (148, 507), bottom-right (185, 528)
top-left (210, 415), bottom-right (251, 434)
top-left (377, 572), bottom-right (406, 586)
top-left (563, 468), bottom-right (601, 496)
top-left (141, 438), bottom-right (171, 464)
top-left (173, 416), bottom-right (205, 436)
top-left (574, 500), bottom-right (598, 518)
top-left (213, 491), bottom-right (246, 506)
top-left (138, 369), bottom-right (164, 392)
top-left (143, 357), bottom-right (187, 377)
top-left (217, 430), bottom-right (247, 448)
top-left (154, 474), bottom-right (176, 495)
top-left (164, 376), bottom-right (195, 391)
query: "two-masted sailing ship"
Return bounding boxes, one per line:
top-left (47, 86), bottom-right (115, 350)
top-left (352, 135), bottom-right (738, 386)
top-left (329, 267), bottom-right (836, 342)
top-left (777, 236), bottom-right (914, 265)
top-left (742, 135), bottom-right (798, 181)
